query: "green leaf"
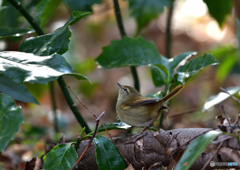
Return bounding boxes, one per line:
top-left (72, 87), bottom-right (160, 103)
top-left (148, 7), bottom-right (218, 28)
top-left (145, 91), bottom-right (164, 99)
top-left (177, 54), bottom-right (219, 84)
top-left (202, 86), bottom-right (240, 112)
top-left (97, 121), bottom-right (131, 133)
top-left (65, 73), bottom-right (91, 83)
top-left (0, 51), bottom-right (72, 84)
top-left (151, 52), bottom-right (196, 87)
top-left (0, 1), bottom-right (23, 28)
top-left (19, 11), bottom-right (91, 56)
top-left (93, 135), bottom-right (126, 170)
top-left (150, 64), bottom-right (169, 85)
top-left (95, 36), bottom-right (162, 69)
top-left (127, 0), bottom-right (172, 31)
top-left (175, 130), bottom-right (222, 170)
top-left (0, 74), bottom-right (39, 104)
top-left (0, 93), bottom-right (24, 152)
top-left (0, 28), bottom-right (34, 38)
top-left (43, 143), bottom-right (78, 170)
top-left (63, 0), bottom-right (101, 12)
top-left (203, 0), bottom-right (232, 28)
top-left (35, 0), bottom-right (62, 28)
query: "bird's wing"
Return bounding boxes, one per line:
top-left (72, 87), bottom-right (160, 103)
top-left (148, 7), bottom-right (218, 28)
top-left (129, 98), bottom-right (159, 107)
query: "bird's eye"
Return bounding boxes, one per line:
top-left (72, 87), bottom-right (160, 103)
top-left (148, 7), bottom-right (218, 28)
top-left (124, 88), bottom-right (127, 91)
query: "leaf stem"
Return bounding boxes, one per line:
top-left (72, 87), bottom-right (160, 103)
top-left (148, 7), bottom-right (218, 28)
top-left (7, 0), bottom-right (91, 134)
top-left (113, 0), bottom-right (140, 91)
top-left (165, 0), bottom-right (174, 59)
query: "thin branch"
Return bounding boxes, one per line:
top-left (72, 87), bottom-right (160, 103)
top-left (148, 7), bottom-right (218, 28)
top-left (112, 0), bottom-right (140, 91)
top-left (220, 87), bottom-right (240, 104)
top-left (71, 111), bottom-right (105, 170)
top-left (201, 141), bottom-right (224, 170)
top-left (221, 104), bottom-right (234, 133)
top-left (68, 86), bottom-right (130, 165)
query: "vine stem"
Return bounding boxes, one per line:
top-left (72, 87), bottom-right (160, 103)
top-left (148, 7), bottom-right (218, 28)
top-left (6, 0), bottom-right (91, 134)
top-left (113, 0), bottom-right (140, 91)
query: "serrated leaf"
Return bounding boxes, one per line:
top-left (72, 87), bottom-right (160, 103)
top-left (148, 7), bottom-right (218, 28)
top-left (151, 52), bottom-right (196, 87)
top-left (0, 74), bottom-right (39, 104)
top-left (0, 51), bottom-right (72, 84)
top-left (95, 36), bottom-right (162, 69)
top-left (19, 11), bottom-right (91, 56)
top-left (0, 93), bottom-right (24, 152)
top-left (43, 143), bottom-right (78, 170)
top-left (93, 135), bottom-right (126, 170)
top-left (0, 28), bottom-right (34, 38)
top-left (127, 0), bottom-right (172, 31)
top-left (63, 0), bottom-right (101, 12)
top-left (202, 86), bottom-right (240, 112)
top-left (35, 0), bottom-right (62, 28)
top-left (177, 54), bottom-right (219, 84)
top-left (175, 130), bottom-right (222, 170)
top-left (203, 0), bottom-right (232, 28)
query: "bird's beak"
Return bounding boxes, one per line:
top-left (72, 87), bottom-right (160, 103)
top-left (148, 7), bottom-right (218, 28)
top-left (117, 82), bottom-right (123, 89)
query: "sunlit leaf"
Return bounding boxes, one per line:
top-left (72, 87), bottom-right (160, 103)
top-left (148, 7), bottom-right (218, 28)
top-left (202, 87), bottom-right (240, 112)
top-left (43, 143), bottom-right (78, 170)
top-left (176, 54), bottom-right (219, 84)
top-left (93, 135), bottom-right (126, 170)
top-left (175, 130), bottom-right (222, 170)
top-left (0, 94), bottom-right (23, 152)
top-left (0, 51), bottom-right (72, 84)
top-left (95, 36), bottom-right (162, 69)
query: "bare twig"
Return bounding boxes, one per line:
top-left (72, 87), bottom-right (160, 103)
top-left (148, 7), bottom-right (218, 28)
top-left (169, 108), bottom-right (197, 118)
top-left (201, 141), bottom-right (224, 170)
top-left (71, 111), bottom-right (105, 170)
top-left (221, 105), bottom-right (234, 133)
top-left (68, 86), bottom-right (130, 165)
top-left (220, 87), bottom-right (240, 104)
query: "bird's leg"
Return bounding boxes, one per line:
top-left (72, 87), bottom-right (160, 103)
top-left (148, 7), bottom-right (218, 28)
top-left (139, 118), bottom-right (154, 134)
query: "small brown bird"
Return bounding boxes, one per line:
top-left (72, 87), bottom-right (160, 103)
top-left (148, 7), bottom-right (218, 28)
top-left (116, 83), bottom-right (184, 127)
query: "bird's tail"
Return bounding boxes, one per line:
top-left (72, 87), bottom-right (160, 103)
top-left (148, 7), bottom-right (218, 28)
top-left (160, 85), bottom-right (184, 103)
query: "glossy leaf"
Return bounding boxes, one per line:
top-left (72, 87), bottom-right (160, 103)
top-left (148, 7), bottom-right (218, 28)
top-left (0, 94), bottom-right (24, 152)
top-left (19, 11), bottom-right (91, 56)
top-left (95, 36), bottom-right (162, 69)
top-left (203, 0), bottom-right (232, 28)
top-left (0, 51), bottom-right (72, 84)
top-left (127, 0), bottom-right (172, 31)
top-left (151, 52), bottom-right (196, 87)
top-left (43, 143), bottom-right (78, 170)
top-left (36, 0), bottom-right (62, 28)
top-left (63, 0), bottom-right (101, 12)
top-left (97, 120), bottom-right (131, 132)
top-left (150, 64), bottom-right (169, 85)
top-left (0, 74), bottom-right (39, 104)
top-left (177, 54), bottom-right (219, 84)
top-left (93, 135), bottom-right (126, 170)
top-left (175, 130), bottom-right (222, 170)
top-left (0, 28), bottom-right (34, 38)
top-left (202, 87), bottom-right (240, 112)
